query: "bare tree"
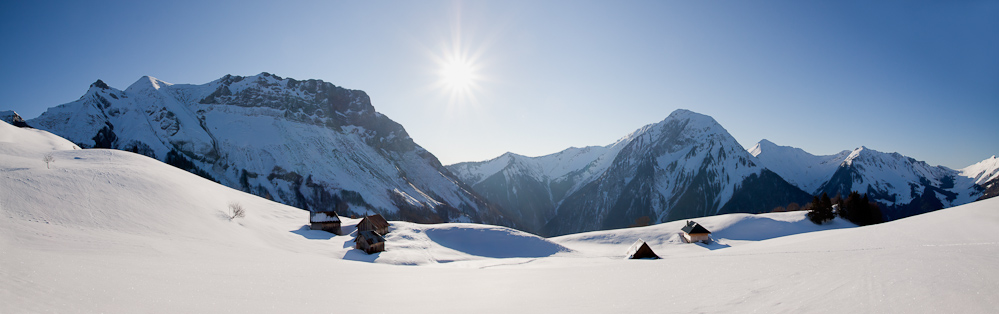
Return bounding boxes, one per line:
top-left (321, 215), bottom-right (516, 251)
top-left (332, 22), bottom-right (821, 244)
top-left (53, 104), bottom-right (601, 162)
top-left (787, 202), bottom-right (801, 212)
top-left (227, 202), bottom-right (246, 220)
top-left (43, 154), bottom-right (55, 169)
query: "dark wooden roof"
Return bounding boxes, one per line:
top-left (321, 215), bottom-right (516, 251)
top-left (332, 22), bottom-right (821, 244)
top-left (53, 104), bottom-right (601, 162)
top-left (310, 211), bottom-right (341, 223)
top-left (681, 220), bottom-right (711, 234)
top-left (360, 214), bottom-right (390, 229)
top-left (356, 230), bottom-right (386, 245)
top-left (629, 242), bottom-right (660, 259)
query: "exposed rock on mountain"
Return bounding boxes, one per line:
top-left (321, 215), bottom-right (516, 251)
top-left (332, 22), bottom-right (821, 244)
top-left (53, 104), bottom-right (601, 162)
top-left (28, 73), bottom-right (511, 226)
top-left (0, 110), bottom-right (29, 128)
top-left (452, 110), bottom-right (811, 236)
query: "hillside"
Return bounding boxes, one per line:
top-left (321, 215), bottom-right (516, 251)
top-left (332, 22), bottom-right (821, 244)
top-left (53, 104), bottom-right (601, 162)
top-left (3, 120), bottom-right (998, 313)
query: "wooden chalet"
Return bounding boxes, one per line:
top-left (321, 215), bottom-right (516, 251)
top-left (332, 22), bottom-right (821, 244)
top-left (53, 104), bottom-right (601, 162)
top-left (681, 220), bottom-right (711, 243)
top-left (625, 239), bottom-right (660, 259)
top-left (357, 214), bottom-right (390, 235)
top-left (309, 211), bottom-right (342, 235)
top-left (355, 230), bottom-right (386, 254)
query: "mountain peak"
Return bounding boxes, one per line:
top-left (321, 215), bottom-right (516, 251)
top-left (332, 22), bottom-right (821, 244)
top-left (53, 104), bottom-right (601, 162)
top-left (126, 76), bottom-right (171, 92)
top-left (960, 154), bottom-right (999, 185)
top-left (256, 72), bottom-right (283, 80)
top-left (640, 108), bottom-right (736, 149)
top-left (90, 79), bottom-right (110, 90)
top-left (500, 151), bottom-right (525, 160)
top-left (664, 109), bottom-right (718, 125)
top-left (748, 139), bottom-right (780, 157)
top-left (0, 110), bottom-right (28, 127)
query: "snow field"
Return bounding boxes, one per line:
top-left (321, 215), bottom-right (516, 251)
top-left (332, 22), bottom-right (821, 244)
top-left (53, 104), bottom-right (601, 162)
top-left (3, 120), bottom-right (999, 313)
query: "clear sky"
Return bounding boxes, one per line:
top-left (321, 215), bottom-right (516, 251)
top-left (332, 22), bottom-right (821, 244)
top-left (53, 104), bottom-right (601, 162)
top-left (1, 0), bottom-right (996, 168)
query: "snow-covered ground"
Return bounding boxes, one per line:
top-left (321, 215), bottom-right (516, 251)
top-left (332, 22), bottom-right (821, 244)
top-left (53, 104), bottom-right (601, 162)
top-left (2, 120), bottom-right (998, 313)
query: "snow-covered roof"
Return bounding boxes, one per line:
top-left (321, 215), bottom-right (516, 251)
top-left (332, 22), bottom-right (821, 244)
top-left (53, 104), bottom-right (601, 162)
top-left (681, 221), bottom-right (710, 234)
top-left (310, 211), bottom-right (340, 223)
top-left (624, 239), bottom-right (660, 259)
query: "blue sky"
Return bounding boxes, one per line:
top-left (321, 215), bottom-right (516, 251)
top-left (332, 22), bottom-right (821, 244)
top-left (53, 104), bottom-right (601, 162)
top-left (1, 0), bottom-right (996, 168)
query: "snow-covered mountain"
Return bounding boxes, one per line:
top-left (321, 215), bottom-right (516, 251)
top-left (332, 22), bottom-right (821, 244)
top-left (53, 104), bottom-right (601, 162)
top-left (0, 110), bottom-right (29, 127)
top-left (967, 156), bottom-right (999, 200)
top-left (962, 155), bottom-right (999, 187)
top-left (448, 139), bottom-right (630, 232)
top-left (26, 73), bottom-right (509, 226)
top-left (748, 139), bottom-right (850, 193)
top-left (751, 140), bottom-right (996, 220)
top-left (451, 109), bottom-right (811, 236)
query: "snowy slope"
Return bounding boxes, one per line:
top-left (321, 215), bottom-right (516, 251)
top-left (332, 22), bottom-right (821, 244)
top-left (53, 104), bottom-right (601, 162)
top-left (817, 147), bottom-right (983, 218)
top-left (552, 210), bottom-right (858, 257)
top-left (449, 145), bottom-right (623, 190)
top-left (961, 155), bottom-right (999, 186)
top-left (752, 139), bottom-right (994, 219)
top-left (26, 73), bottom-right (506, 226)
top-left (447, 140), bottom-right (631, 232)
top-left (749, 139), bottom-right (850, 193)
top-left (3, 121), bottom-right (999, 313)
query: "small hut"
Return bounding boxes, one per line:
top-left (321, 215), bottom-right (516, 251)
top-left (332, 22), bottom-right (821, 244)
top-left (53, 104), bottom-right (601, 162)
top-left (625, 239), bottom-right (660, 259)
top-left (310, 211), bottom-right (342, 235)
top-left (357, 214), bottom-right (390, 235)
top-left (681, 220), bottom-right (711, 243)
top-left (355, 230), bottom-right (386, 254)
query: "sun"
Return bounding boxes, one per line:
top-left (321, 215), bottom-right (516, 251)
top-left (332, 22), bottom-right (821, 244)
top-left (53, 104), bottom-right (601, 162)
top-left (440, 57), bottom-right (476, 92)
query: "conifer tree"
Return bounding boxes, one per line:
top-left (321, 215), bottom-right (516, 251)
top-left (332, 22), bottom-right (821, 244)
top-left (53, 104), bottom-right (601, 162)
top-left (808, 193), bottom-right (836, 224)
top-left (836, 191), bottom-right (884, 226)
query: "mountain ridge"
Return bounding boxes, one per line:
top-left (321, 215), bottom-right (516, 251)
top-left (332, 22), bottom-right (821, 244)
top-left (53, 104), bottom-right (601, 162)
top-left (27, 73), bottom-right (514, 227)
top-left (17, 73), bottom-right (996, 236)
top-left (451, 109), bottom-right (813, 236)
top-left (751, 139), bottom-right (993, 220)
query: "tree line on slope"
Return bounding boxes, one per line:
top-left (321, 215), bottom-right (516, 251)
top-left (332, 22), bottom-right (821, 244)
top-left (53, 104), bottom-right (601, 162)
top-left (805, 191), bottom-right (884, 226)
top-left (768, 191), bottom-right (883, 226)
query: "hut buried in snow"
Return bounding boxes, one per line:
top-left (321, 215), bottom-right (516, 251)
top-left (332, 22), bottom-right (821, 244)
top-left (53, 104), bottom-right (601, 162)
top-left (681, 220), bottom-right (711, 243)
top-left (625, 239), bottom-right (660, 259)
top-left (310, 211), bottom-right (342, 235)
top-left (357, 214), bottom-right (390, 235)
top-left (355, 230), bottom-right (386, 254)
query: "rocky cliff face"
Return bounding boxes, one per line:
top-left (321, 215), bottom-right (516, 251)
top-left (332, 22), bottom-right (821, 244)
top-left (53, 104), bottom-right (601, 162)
top-left (28, 73), bottom-right (511, 226)
top-left (0, 110), bottom-right (29, 127)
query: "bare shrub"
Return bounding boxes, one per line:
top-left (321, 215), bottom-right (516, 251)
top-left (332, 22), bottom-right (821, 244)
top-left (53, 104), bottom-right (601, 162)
top-left (787, 202), bottom-right (802, 212)
top-left (628, 216), bottom-right (651, 227)
top-left (228, 202), bottom-right (246, 220)
top-left (43, 154), bottom-right (55, 169)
